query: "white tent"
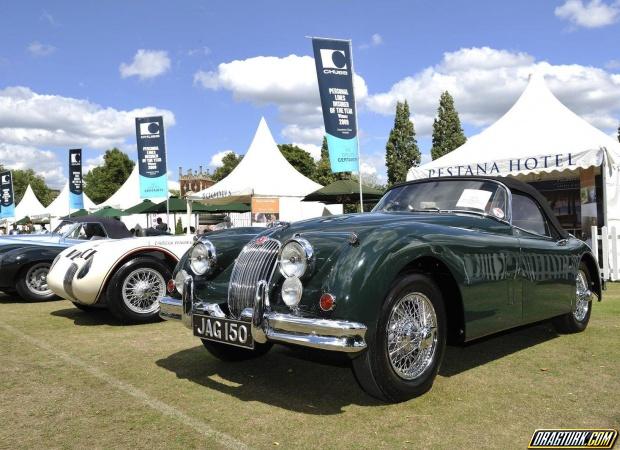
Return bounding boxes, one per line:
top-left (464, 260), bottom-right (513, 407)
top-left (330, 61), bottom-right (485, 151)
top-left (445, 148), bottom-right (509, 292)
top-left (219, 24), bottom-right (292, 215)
top-left (45, 182), bottom-right (97, 218)
top-left (15, 185), bottom-right (48, 219)
top-left (190, 117), bottom-right (341, 223)
top-left (408, 73), bottom-right (620, 229)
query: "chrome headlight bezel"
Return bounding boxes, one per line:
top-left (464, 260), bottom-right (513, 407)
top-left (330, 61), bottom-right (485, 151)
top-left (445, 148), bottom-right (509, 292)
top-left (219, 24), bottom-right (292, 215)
top-left (278, 237), bottom-right (314, 279)
top-left (189, 240), bottom-right (217, 276)
top-left (174, 269), bottom-right (189, 295)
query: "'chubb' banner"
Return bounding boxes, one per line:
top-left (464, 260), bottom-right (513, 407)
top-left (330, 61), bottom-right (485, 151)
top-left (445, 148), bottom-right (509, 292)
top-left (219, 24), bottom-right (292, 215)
top-left (312, 38), bottom-right (359, 173)
top-left (0, 170), bottom-right (15, 219)
top-left (135, 116), bottom-right (168, 199)
top-left (69, 148), bottom-right (84, 209)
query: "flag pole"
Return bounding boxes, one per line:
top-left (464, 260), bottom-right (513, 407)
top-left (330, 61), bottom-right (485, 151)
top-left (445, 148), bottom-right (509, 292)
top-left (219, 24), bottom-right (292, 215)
top-left (347, 39), bottom-right (364, 212)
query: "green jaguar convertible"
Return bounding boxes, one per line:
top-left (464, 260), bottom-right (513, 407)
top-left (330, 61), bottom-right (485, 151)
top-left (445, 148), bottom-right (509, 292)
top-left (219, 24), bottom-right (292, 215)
top-left (160, 176), bottom-right (602, 402)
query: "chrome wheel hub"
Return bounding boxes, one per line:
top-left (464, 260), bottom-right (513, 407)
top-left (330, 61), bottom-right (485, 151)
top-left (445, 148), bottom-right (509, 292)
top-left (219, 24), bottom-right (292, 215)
top-left (121, 268), bottom-right (165, 314)
top-left (386, 292), bottom-right (438, 380)
top-left (26, 264), bottom-right (52, 296)
top-left (573, 270), bottom-right (591, 322)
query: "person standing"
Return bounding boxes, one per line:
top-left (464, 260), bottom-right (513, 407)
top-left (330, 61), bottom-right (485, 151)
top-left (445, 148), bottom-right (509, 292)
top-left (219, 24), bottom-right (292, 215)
top-left (155, 217), bottom-right (168, 232)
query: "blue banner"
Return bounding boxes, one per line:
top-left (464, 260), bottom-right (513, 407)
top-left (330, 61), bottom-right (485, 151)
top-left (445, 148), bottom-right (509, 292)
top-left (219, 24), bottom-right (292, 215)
top-left (69, 148), bottom-right (84, 209)
top-left (135, 116), bottom-right (168, 199)
top-left (312, 38), bottom-right (360, 173)
top-left (0, 170), bottom-right (15, 219)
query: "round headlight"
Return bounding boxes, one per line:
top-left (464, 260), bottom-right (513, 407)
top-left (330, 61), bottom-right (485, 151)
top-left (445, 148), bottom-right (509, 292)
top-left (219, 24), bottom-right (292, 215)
top-left (281, 276), bottom-right (303, 307)
top-left (174, 269), bottom-right (189, 295)
top-left (279, 238), bottom-right (313, 278)
top-left (189, 240), bottom-right (216, 276)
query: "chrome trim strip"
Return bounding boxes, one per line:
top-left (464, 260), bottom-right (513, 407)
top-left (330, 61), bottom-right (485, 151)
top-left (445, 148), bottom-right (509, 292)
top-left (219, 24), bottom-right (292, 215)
top-left (159, 296), bottom-right (182, 321)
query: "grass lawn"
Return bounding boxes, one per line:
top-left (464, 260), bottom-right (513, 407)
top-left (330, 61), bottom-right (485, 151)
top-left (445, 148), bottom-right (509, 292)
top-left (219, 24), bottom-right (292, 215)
top-left (1, 285), bottom-right (618, 449)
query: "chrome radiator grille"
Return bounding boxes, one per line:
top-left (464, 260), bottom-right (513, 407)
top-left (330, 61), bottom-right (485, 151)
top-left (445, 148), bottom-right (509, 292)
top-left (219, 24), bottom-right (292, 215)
top-left (227, 238), bottom-right (280, 318)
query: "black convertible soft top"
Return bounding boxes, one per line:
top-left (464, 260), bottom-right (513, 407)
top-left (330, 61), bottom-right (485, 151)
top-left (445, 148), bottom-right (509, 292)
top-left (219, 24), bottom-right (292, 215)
top-left (65, 216), bottom-right (132, 239)
top-left (394, 176), bottom-right (568, 239)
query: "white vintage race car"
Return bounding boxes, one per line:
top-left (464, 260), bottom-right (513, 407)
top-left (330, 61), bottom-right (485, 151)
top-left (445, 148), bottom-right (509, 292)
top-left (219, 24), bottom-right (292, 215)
top-left (47, 235), bottom-right (194, 323)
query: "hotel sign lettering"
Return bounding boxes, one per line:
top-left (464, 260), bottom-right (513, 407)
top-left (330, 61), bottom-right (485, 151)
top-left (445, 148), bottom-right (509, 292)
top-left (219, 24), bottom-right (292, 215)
top-left (428, 152), bottom-right (576, 178)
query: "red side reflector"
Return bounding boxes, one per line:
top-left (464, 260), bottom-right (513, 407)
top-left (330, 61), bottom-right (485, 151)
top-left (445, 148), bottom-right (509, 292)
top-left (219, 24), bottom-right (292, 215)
top-left (166, 279), bottom-right (175, 294)
top-left (319, 293), bottom-right (335, 311)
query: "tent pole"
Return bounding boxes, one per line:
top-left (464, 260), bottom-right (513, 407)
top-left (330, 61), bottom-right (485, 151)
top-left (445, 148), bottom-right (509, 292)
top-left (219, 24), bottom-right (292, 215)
top-left (602, 151), bottom-right (609, 230)
top-left (186, 199), bottom-right (192, 235)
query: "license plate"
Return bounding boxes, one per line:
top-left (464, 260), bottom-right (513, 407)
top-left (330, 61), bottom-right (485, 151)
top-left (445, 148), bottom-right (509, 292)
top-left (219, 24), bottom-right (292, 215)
top-left (193, 315), bottom-right (254, 349)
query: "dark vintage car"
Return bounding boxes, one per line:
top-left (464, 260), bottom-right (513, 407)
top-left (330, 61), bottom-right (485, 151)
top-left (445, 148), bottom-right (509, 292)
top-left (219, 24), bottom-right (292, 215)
top-left (160, 177), bottom-right (602, 402)
top-left (0, 216), bottom-right (131, 301)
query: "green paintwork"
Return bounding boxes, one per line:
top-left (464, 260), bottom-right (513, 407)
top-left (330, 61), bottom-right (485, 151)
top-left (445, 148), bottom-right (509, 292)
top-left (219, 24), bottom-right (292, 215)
top-left (175, 189), bottom-right (600, 343)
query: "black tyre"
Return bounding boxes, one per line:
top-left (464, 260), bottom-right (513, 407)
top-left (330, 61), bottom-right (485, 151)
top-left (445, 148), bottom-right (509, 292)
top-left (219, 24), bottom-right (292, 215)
top-left (552, 262), bottom-right (592, 334)
top-left (15, 262), bottom-right (58, 302)
top-left (352, 273), bottom-right (447, 403)
top-left (1, 289), bottom-right (20, 298)
top-left (201, 339), bottom-right (272, 361)
top-left (106, 256), bottom-right (172, 323)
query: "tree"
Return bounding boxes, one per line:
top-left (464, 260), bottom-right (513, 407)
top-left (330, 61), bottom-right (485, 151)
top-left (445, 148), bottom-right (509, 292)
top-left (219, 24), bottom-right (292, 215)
top-left (430, 91), bottom-right (466, 160)
top-left (278, 144), bottom-right (316, 179)
top-left (0, 164), bottom-right (56, 206)
top-left (83, 148), bottom-right (135, 204)
top-left (212, 152), bottom-right (243, 182)
top-left (175, 217), bottom-right (183, 235)
top-left (385, 101), bottom-right (420, 185)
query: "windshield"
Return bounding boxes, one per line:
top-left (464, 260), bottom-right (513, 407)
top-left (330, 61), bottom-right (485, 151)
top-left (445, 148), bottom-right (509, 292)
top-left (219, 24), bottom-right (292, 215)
top-left (373, 179), bottom-right (509, 221)
top-left (52, 221), bottom-right (78, 236)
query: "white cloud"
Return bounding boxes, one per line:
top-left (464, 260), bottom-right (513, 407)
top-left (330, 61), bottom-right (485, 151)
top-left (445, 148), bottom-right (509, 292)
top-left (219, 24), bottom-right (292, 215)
top-left (40, 11), bottom-right (59, 27)
top-left (292, 142), bottom-right (321, 160)
top-left (209, 150), bottom-right (235, 167)
top-left (27, 41), bottom-right (56, 57)
top-left (366, 46), bottom-right (620, 136)
top-left (555, 0), bottom-right (620, 28)
top-left (188, 46), bottom-right (211, 57)
top-left (194, 54), bottom-right (368, 147)
top-left (120, 49), bottom-right (171, 80)
top-left (83, 153), bottom-right (104, 174)
top-left (0, 143), bottom-right (65, 187)
top-left (0, 86), bottom-right (174, 187)
top-left (0, 86), bottom-right (175, 149)
top-left (359, 33), bottom-right (384, 50)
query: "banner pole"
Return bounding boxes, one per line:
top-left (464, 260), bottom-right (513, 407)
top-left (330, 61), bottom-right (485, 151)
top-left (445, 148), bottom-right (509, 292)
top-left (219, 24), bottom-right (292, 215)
top-left (347, 40), bottom-right (364, 212)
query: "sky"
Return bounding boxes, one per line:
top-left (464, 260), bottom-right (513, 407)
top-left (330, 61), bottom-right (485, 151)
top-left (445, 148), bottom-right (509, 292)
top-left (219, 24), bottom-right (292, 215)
top-left (0, 0), bottom-right (619, 189)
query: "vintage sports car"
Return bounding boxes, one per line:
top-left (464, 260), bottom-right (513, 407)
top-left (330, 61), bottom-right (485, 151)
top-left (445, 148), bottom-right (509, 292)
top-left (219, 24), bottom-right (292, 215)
top-left (47, 234), bottom-right (197, 323)
top-left (160, 177), bottom-right (602, 402)
top-left (0, 217), bottom-right (131, 301)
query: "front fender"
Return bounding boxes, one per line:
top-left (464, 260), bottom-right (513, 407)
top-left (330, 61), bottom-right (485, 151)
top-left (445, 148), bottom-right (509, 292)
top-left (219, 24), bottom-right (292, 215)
top-left (324, 229), bottom-right (465, 335)
top-left (0, 246), bottom-right (63, 288)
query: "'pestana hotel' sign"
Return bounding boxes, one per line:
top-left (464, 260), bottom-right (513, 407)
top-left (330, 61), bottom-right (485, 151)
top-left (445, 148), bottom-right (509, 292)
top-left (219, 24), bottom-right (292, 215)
top-left (427, 152), bottom-right (577, 178)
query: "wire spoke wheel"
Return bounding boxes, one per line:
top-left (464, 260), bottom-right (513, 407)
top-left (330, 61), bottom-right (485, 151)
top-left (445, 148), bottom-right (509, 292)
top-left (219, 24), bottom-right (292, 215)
top-left (121, 268), bottom-right (165, 314)
top-left (573, 270), bottom-right (591, 322)
top-left (25, 263), bottom-right (52, 296)
top-left (386, 292), bottom-right (438, 380)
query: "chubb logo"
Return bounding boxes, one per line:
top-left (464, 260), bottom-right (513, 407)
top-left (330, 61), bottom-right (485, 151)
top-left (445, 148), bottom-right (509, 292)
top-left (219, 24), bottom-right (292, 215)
top-left (71, 152), bottom-right (81, 165)
top-left (140, 121), bottom-right (160, 137)
top-left (1, 174), bottom-right (9, 184)
top-left (319, 49), bottom-right (348, 75)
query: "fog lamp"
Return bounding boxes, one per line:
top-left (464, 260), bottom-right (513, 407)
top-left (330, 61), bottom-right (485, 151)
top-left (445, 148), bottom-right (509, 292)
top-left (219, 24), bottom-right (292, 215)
top-left (281, 277), bottom-right (303, 307)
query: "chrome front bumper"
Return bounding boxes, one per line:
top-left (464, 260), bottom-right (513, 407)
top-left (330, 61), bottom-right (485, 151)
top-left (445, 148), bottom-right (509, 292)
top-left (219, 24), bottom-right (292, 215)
top-left (159, 276), bottom-right (367, 353)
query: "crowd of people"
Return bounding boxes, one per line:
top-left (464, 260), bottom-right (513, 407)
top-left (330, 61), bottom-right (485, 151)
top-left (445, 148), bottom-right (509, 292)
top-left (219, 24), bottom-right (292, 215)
top-left (0, 222), bottom-right (49, 235)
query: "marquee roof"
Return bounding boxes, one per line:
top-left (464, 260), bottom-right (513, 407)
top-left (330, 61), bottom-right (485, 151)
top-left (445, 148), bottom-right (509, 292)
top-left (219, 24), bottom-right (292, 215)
top-left (15, 185), bottom-right (47, 218)
top-left (408, 73), bottom-right (620, 180)
top-left (45, 182), bottom-right (97, 218)
top-left (189, 118), bottom-right (322, 203)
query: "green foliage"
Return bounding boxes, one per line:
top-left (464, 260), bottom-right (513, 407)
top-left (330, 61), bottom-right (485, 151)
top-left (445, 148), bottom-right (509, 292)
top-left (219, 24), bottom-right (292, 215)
top-left (314, 137), bottom-right (351, 186)
top-left (385, 101), bottom-right (420, 186)
top-left (83, 148), bottom-right (135, 204)
top-left (0, 164), bottom-right (56, 206)
top-left (175, 217), bottom-right (183, 235)
top-left (212, 152), bottom-right (243, 182)
top-left (430, 91), bottom-right (467, 160)
top-left (277, 144), bottom-right (316, 179)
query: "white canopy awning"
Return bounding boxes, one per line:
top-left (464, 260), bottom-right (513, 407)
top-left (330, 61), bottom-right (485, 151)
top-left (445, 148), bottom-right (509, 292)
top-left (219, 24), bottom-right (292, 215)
top-left (15, 185), bottom-right (48, 219)
top-left (45, 182), bottom-right (97, 218)
top-left (408, 73), bottom-right (620, 180)
top-left (189, 117), bottom-right (322, 202)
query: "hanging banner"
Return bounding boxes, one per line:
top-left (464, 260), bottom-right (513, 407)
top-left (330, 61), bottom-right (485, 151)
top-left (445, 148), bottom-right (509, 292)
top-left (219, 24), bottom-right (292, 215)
top-left (69, 148), bottom-right (84, 209)
top-left (312, 38), bottom-right (359, 173)
top-left (135, 116), bottom-right (168, 199)
top-left (0, 170), bottom-right (15, 219)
